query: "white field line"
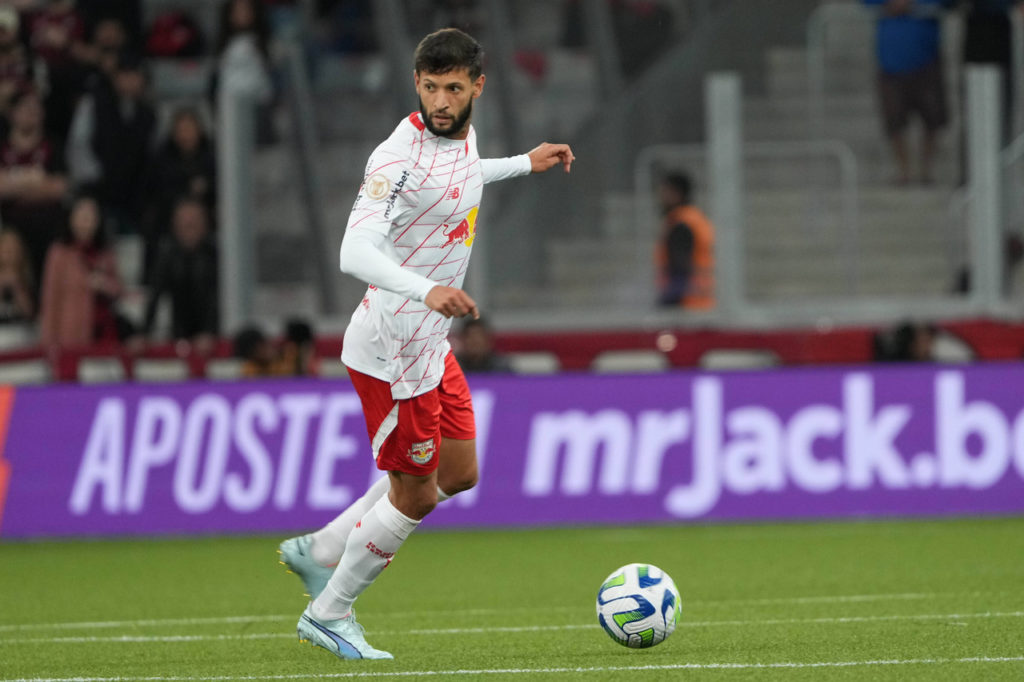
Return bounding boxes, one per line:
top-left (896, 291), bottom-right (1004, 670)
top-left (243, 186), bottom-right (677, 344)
top-left (3, 657), bottom-right (1024, 681)
top-left (0, 615), bottom-right (292, 633)
top-left (1, 611), bottom-right (1023, 645)
top-left (0, 591), bottom-right (1002, 633)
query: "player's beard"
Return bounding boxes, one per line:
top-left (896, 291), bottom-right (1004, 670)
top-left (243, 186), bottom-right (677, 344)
top-left (420, 98), bottom-right (473, 138)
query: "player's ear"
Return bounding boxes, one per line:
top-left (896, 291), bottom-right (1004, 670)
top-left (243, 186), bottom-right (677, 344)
top-left (414, 70), bottom-right (421, 88)
top-left (472, 74), bottom-right (485, 99)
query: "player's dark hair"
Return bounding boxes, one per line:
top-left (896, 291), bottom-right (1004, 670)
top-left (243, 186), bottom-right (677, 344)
top-left (662, 172), bottom-right (693, 205)
top-left (414, 28), bottom-right (484, 80)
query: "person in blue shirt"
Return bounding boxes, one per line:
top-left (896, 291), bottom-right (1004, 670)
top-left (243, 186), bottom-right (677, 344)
top-left (863, 0), bottom-right (952, 184)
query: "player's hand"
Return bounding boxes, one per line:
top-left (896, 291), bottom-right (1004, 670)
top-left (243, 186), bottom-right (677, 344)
top-left (528, 142), bottom-right (575, 174)
top-left (425, 285), bottom-right (479, 319)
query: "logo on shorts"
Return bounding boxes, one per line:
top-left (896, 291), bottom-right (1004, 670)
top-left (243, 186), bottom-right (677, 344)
top-left (364, 174), bottom-right (391, 200)
top-left (408, 440), bottom-right (435, 465)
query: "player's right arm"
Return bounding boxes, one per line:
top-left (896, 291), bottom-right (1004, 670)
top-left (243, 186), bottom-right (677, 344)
top-left (339, 148), bottom-right (477, 318)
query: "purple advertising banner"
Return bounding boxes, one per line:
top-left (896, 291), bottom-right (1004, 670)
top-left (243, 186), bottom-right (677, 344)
top-left (1, 364), bottom-right (1023, 539)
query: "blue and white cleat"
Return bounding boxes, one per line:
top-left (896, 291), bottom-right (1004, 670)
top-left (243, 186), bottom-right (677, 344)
top-left (278, 534), bottom-right (333, 600)
top-left (297, 605), bottom-right (393, 660)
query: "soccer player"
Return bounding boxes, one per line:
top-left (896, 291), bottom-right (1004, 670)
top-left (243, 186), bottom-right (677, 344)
top-left (278, 27), bottom-right (574, 661)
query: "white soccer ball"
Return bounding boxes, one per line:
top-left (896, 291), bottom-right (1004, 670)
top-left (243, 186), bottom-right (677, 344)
top-left (596, 563), bottom-right (681, 648)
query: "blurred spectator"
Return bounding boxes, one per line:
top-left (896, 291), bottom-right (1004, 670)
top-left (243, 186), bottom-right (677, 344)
top-left (454, 317), bottom-right (512, 373)
top-left (81, 17), bottom-right (129, 78)
top-left (29, 0), bottom-right (91, 143)
top-left (263, 0), bottom-right (302, 45)
top-left (313, 0), bottom-right (376, 54)
top-left (429, 0), bottom-right (485, 37)
top-left (234, 325), bottom-right (274, 377)
top-left (655, 172), bottom-right (715, 309)
top-left (950, 0), bottom-right (1024, 178)
top-left (0, 7), bottom-right (36, 122)
top-left (38, 193), bottom-right (122, 349)
top-left (959, 0), bottom-right (1022, 141)
top-left (560, 1), bottom-right (676, 75)
top-left (142, 106), bottom-right (215, 285)
top-left (144, 9), bottom-right (205, 59)
top-left (270, 317), bottom-right (318, 376)
top-left (0, 88), bottom-right (68, 283)
top-left (142, 198), bottom-right (218, 346)
top-left (0, 227), bottom-right (35, 322)
top-left (210, 0), bottom-right (275, 144)
top-left (66, 50), bottom-right (155, 235)
top-left (863, 0), bottom-right (950, 185)
top-left (873, 320), bottom-right (937, 361)
top-left (76, 0), bottom-right (141, 49)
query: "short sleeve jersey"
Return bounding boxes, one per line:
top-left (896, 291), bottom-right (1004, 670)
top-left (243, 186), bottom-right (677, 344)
top-left (341, 112), bottom-right (487, 399)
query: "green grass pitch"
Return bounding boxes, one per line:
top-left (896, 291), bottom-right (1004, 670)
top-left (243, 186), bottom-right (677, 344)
top-left (1, 517), bottom-right (1022, 681)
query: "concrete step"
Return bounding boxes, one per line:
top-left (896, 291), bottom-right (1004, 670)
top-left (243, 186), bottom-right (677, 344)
top-left (767, 64), bottom-right (874, 98)
top-left (748, 273), bottom-right (952, 300)
top-left (745, 93), bottom-right (876, 120)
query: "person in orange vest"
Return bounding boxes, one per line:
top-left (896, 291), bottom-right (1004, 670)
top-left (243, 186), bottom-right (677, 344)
top-left (655, 172), bottom-right (715, 309)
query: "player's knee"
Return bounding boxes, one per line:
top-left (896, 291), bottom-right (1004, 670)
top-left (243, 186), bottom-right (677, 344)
top-left (390, 477), bottom-right (439, 520)
top-left (451, 470), bottom-right (478, 493)
top-left (407, 495), bottom-right (438, 519)
top-left (439, 464), bottom-right (478, 495)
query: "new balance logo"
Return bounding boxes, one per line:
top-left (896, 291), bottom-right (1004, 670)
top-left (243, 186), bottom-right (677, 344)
top-left (447, 187), bottom-right (460, 200)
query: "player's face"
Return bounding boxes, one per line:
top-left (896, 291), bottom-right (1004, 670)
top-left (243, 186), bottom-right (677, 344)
top-left (415, 68), bottom-right (484, 140)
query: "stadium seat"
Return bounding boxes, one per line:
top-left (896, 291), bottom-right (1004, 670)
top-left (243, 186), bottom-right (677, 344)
top-left (205, 357), bottom-right (246, 380)
top-left (932, 332), bottom-right (975, 364)
top-left (699, 348), bottom-right (781, 371)
top-left (506, 351), bottom-right (560, 374)
top-left (0, 323), bottom-right (36, 351)
top-left (78, 357), bottom-right (126, 384)
top-left (134, 358), bottom-right (190, 382)
top-left (591, 349), bottom-right (669, 374)
top-left (0, 359), bottom-right (50, 385)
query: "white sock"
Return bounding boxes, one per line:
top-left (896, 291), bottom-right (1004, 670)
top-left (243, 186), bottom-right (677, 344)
top-left (436, 486), bottom-right (452, 502)
top-left (311, 495), bottom-right (419, 621)
top-left (310, 475), bottom-right (390, 566)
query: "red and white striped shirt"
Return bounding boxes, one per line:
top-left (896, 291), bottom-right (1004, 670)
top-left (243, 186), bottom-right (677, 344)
top-left (340, 112), bottom-right (529, 399)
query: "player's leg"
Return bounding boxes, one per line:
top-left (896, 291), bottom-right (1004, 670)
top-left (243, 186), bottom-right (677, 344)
top-left (437, 351), bottom-right (478, 499)
top-left (279, 475), bottom-right (390, 599)
top-left (311, 469), bottom-right (432, 622)
top-left (299, 372), bottom-right (441, 660)
top-left (311, 475), bottom-right (390, 563)
top-left (879, 71), bottom-right (911, 185)
top-left (438, 438), bottom-right (477, 498)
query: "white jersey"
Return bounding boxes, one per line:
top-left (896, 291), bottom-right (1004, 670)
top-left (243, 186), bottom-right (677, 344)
top-left (341, 112), bottom-right (530, 399)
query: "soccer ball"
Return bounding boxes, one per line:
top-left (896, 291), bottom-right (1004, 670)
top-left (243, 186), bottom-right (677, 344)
top-left (596, 563), bottom-right (681, 648)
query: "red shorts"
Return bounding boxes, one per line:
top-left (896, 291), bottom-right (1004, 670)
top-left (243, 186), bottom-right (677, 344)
top-left (347, 352), bottom-right (475, 475)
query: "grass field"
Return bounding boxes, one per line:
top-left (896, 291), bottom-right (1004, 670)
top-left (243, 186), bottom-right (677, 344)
top-left (1, 517), bottom-right (1023, 681)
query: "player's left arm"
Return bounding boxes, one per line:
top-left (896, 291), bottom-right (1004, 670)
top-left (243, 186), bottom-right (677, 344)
top-left (479, 143), bottom-right (575, 184)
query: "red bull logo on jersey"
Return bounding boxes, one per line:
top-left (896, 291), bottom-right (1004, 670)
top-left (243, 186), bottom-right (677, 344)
top-left (408, 439), bottom-right (436, 465)
top-left (442, 206), bottom-right (479, 247)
